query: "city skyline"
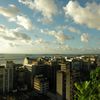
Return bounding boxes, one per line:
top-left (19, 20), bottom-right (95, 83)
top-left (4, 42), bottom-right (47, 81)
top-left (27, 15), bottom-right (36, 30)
top-left (0, 0), bottom-right (100, 54)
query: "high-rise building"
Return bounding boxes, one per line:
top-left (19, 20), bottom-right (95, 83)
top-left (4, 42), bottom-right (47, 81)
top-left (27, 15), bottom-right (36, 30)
top-left (49, 60), bottom-right (58, 93)
top-left (33, 75), bottom-right (49, 94)
top-left (6, 61), bottom-right (14, 91)
top-left (32, 64), bottom-right (48, 77)
top-left (56, 63), bottom-right (71, 100)
top-left (56, 71), bottom-right (63, 100)
top-left (16, 67), bottom-right (25, 87)
top-left (0, 61), bottom-right (14, 94)
top-left (0, 66), bottom-right (5, 93)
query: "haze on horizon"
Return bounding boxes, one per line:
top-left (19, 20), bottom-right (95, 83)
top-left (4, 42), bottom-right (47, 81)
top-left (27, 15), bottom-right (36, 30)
top-left (0, 0), bottom-right (100, 54)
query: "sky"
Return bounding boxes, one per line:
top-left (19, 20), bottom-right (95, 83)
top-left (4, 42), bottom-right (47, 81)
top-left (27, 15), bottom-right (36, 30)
top-left (0, 0), bottom-right (100, 54)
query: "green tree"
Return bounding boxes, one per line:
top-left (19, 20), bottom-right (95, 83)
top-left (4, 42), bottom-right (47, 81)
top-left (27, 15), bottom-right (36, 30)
top-left (74, 67), bottom-right (100, 100)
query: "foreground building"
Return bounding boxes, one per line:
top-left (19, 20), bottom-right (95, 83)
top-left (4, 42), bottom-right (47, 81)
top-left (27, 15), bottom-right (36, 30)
top-left (33, 75), bottom-right (49, 94)
top-left (56, 63), bottom-right (71, 100)
top-left (0, 61), bottom-right (14, 94)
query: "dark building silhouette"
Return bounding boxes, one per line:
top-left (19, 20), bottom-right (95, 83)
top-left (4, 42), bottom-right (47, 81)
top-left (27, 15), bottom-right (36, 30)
top-left (49, 60), bottom-right (58, 93)
top-left (0, 61), bottom-right (14, 94)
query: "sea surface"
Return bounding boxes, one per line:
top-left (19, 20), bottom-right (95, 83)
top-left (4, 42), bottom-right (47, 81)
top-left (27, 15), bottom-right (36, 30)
top-left (0, 54), bottom-right (63, 64)
top-left (0, 54), bottom-right (99, 64)
top-left (0, 54), bottom-right (51, 64)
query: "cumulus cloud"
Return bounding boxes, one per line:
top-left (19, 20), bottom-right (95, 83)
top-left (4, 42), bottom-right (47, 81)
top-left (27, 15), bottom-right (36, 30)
top-left (19, 0), bottom-right (58, 21)
top-left (9, 15), bottom-right (33, 30)
top-left (34, 38), bottom-right (45, 44)
top-left (0, 4), bottom-right (20, 18)
top-left (81, 33), bottom-right (89, 43)
top-left (0, 24), bottom-right (6, 32)
top-left (67, 26), bottom-right (81, 34)
top-left (41, 29), bottom-right (74, 43)
top-left (8, 43), bottom-right (20, 47)
top-left (56, 25), bottom-right (81, 34)
top-left (11, 15), bottom-right (33, 30)
top-left (37, 17), bottom-right (52, 24)
top-left (0, 35), bottom-right (16, 41)
top-left (63, 1), bottom-right (100, 30)
top-left (0, 24), bottom-right (31, 42)
top-left (57, 44), bottom-right (71, 51)
top-left (34, 38), bottom-right (53, 46)
top-left (56, 25), bottom-right (68, 30)
top-left (0, 5), bottom-right (33, 30)
top-left (32, 38), bottom-right (72, 53)
top-left (13, 31), bottom-right (31, 41)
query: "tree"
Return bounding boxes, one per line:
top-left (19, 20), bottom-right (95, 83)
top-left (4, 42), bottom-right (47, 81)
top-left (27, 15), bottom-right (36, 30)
top-left (74, 67), bottom-right (100, 100)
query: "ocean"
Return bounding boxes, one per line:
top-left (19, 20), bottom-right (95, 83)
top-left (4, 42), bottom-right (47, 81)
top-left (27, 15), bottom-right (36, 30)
top-left (0, 54), bottom-right (53, 64)
top-left (0, 54), bottom-right (99, 64)
top-left (0, 54), bottom-right (63, 64)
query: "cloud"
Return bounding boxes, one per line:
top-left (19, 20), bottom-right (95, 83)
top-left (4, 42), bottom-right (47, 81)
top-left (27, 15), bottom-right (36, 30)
top-left (56, 25), bottom-right (81, 34)
top-left (37, 17), bottom-right (52, 24)
top-left (19, 0), bottom-right (35, 10)
top-left (0, 4), bottom-right (20, 18)
top-left (19, 0), bottom-right (58, 21)
top-left (9, 15), bottom-right (33, 30)
top-left (34, 38), bottom-right (45, 44)
top-left (32, 38), bottom-right (72, 53)
top-left (15, 15), bottom-right (33, 30)
top-left (57, 44), bottom-right (71, 51)
top-left (13, 31), bottom-right (31, 41)
top-left (0, 5), bottom-right (33, 30)
top-left (56, 25), bottom-right (68, 30)
top-left (0, 35), bottom-right (16, 41)
top-left (0, 24), bottom-right (6, 32)
top-left (81, 33), bottom-right (89, 43)
top-left (67, 26), bottom-right (81, 34)
top-left (63, 1), bottom-right (100, 30)
top-left (34, 38), bottom-right (52, 46)
top-left (9, 43), bottom-right (20, 47)
top-left (0, 24), bottom-right (31, 42)
top-left (54, 31), bottom-right (73, 42)
top-left (41, 29), bottom-right (74, 43)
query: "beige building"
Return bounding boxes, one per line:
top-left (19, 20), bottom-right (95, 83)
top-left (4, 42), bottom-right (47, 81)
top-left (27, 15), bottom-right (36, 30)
top-left (56, 67), bottom-right (71, 100)
top-left (33, 75), bottom-right (49, 94)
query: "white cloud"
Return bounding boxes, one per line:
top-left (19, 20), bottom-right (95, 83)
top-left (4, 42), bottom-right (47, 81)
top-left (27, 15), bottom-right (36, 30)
top-left (16, 15), bottom-right (33, 30)
top-left (81, 33), bottom-right (89, 43)
top-left (56, 25), bottom-right (68, 30)
top-left (13, 31), bottom-right (31, 41)
top-left (9, 43), bottom-right (19, 47)
top-left (32, 38), bottom-right (72, 53)
top-left (56, 25), bottom-right (81, 34)
top-left (57, 44), bottom-right (71, 51)
top-left (34, 38), bottom-right (44, 44)
top-left (41, 29), bottom-right (73, 43)
top-left (19, 0), bottom-right (35, 10)
top-left (0, 5), bottom-right (33, 30)
top-left (37, 17), bottom-right (52, 24)
top-left (19, 0), bottom-right (58, 21)
top-left (9, 15), bottom-right (33, 30)
top-left (63, 1), bottom-right (100, 30)
top-left (67, 26), bottom-right (81, 34)
top-left (34, 0), bottom-right (57, 18)
top-left (54, 31), bottom-right (71, 42)
top-left (0, 24), bottom-right (31, 43)
top-left (0, 24), bottom-right (6, 32)
top-left (0, 4), bottom-right (20, 18)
